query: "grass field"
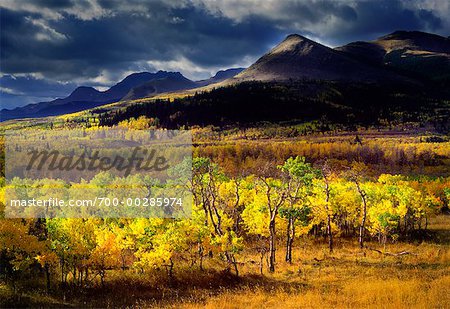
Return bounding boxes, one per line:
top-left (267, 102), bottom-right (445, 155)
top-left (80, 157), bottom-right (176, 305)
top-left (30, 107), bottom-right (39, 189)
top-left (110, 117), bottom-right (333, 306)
top-left (1, 124), bottom-right (448, 308)
top-left (1, 215), bottom-right (448, 308)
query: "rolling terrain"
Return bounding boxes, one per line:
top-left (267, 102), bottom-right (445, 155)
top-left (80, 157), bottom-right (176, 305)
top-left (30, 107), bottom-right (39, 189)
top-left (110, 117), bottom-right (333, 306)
top-left (89, 31), bottom-right (449, 132)
top-left (336, 30), bottom-right (450, 82)
top-left (0, 30), bottom-right (449, 309)
top-left (0, 69), bottom-right (244, 121)
top-left (1, 31), bottom-right (449, 129)
top-left (226, 34), bottom-right (413, 83)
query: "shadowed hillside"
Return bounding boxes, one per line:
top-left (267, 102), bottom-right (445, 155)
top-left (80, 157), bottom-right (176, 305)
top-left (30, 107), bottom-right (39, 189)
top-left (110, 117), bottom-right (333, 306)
top-left (227, 34), bottom-right (414, 83)
top-left (337, 31), bottom-right (450, 82)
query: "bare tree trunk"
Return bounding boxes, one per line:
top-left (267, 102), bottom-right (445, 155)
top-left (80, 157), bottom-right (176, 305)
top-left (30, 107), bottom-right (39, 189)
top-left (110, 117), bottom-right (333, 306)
top-left (359, 202), bottom-right (367, 249)
top-left (100, 270), bottom-right (105, 288)
top-left (168, 258), bottom-right (174, 279)
top-left (60, 260), bottom-right (64, 285)
top-left (198, 243), bottom-right (204, 271)
top-left (326, 214), bottom-right (333, 253)
top-left (285, 217), bottom-right (295, 263)
top-left (325, 181), bottom-right (333, 253)
top-left (357, 184), bottom-right (367, 249)
top-left (231, 255), bottom-right (239, 277)
top-left (269, 218), bottom-right (276, 272)
top-left (73, 265), bottom-right (77, 285)
top-left (259, 251), bottom-right (264, 275)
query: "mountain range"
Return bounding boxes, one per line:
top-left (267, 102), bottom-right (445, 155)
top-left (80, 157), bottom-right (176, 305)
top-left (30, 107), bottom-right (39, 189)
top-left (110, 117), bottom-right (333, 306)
top-left (228, 34), bottom-right (410, 83)
top-left (1, 30), bottom-right (449, 122)
top-left (0, 68), bottom-right (244, 121)
top-left (336, 31), bottom-right (450, 81)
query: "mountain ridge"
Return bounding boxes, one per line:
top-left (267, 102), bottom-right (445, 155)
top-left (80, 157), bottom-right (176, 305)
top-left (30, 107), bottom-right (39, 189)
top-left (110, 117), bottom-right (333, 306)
top-left (0, 69), bottom-right (244, 121)
top-left (2, 30), bottom-right (449, 122)
top-left (122, 73), bottom-right (197, 101)
top-left (226, 33), bottom-right (415, 84)
top-left (0, 70), bottom-right (178, 120)
top-left (336, 30), bottom-right (450, 81)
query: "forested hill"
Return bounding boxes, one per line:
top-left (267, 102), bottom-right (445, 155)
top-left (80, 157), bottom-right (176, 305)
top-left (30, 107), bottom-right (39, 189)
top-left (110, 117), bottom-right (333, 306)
top-left (94, 80), bottom-right (449, 132)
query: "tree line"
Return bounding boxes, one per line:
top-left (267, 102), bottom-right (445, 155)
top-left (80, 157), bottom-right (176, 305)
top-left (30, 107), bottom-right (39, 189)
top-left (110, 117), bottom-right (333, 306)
top-left (0, 157), bottom-right (449, 290)
top-left (94, 81), bottom-right (449, 132)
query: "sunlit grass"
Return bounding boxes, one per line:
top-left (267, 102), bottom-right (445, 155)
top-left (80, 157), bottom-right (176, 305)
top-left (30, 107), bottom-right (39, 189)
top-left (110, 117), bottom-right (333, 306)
top-left (2, 215), bottom-right (446, 308)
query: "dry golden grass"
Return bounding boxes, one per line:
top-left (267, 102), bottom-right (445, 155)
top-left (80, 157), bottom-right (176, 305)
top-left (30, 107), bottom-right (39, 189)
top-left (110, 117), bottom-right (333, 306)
top-left (172, 248), bottom-right (449, 308)
top-left (178, 275), bottom-right (450, 309)
top-left (1, 215), bottom-right (448, 308)
top-left (163, 215), bottom-right (450, 309)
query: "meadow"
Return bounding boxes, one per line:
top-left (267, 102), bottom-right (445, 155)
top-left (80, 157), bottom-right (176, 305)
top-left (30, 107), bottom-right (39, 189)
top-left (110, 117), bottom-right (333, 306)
top-left (0, 122), bottom-right (449, 308)
top-left (1, 216), bottom-right (449, 308)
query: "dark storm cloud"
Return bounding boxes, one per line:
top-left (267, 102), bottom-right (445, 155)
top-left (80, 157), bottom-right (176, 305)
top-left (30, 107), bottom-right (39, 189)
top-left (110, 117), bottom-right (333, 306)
top-left (278, 0), bottom-right (357, 25)
top-left (229, 0), bottom-right (445, 45)
top-left (0, 0), bottom-right (448, 108)
top-left (320, 0), bottom-right (444, 44)
top-left (1, 2), bottom-right (279, 79)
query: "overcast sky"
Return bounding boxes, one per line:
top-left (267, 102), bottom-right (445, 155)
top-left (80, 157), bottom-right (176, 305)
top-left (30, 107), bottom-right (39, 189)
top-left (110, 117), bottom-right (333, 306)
top-left (1, 0), bottom-right (449, 109)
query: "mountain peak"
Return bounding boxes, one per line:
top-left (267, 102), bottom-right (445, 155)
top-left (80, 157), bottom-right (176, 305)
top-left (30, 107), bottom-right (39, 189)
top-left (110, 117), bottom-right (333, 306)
top-left (381, 30), bottom-right (441, 40)
top-left (72, 86), bottom-right (97, 92)
top-left (69, 86), bottom-right (100, 99)
top-left (212, 68), bottom-right (245, 80)
top-left (284, 34), bottom-right (306, 41)
top-left (336, 30), bottom-right (450, 81)
top-left (155, 70), bottom-right (182, 77)
top-left (231, 33), bottom-right (414, 83)
top-left (122, 72), bottom-right (195, 101)
top-left (269, 34), bottom-right (318, 56)
top-left (376, 30), bottom-right (450, 51)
